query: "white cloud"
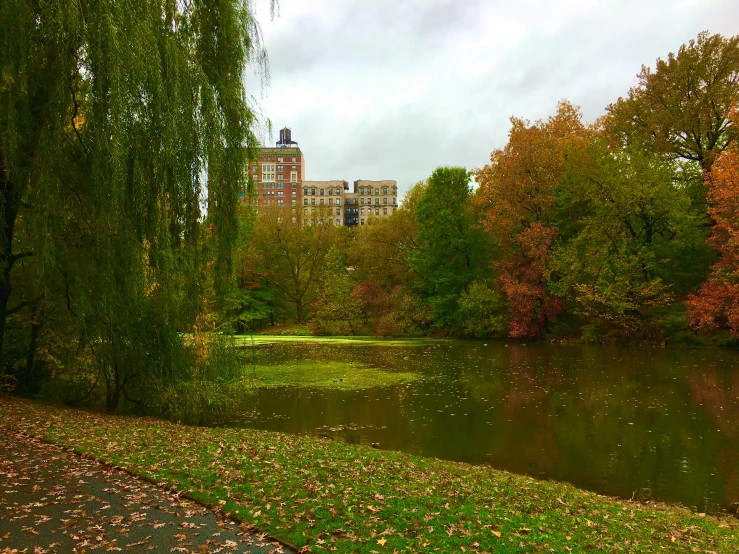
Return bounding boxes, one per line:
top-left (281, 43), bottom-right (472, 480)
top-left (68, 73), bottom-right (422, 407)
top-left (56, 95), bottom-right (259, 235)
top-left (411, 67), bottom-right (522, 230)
top-left (247, 0), bottom-right (739, 197)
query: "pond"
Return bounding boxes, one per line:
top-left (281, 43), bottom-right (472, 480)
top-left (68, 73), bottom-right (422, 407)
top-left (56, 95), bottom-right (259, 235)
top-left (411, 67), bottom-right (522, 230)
top-left (235, 338), bottom-right (739, 515)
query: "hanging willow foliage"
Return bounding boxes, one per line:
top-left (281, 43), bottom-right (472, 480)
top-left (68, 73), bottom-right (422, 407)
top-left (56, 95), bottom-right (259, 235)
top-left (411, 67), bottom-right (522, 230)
top-left (0, 0), bottom-right (274, 409)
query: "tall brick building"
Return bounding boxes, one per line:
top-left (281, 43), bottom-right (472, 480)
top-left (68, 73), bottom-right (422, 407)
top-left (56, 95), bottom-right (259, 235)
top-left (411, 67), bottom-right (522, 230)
top-left (248, 128), bottom-right (398, 226)
top-left (248, 127), bottom-right (305, 213)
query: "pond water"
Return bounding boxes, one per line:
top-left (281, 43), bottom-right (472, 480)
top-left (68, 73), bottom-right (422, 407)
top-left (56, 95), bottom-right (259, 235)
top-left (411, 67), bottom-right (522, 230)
top-left (236, 340), bottom-right (739, 514)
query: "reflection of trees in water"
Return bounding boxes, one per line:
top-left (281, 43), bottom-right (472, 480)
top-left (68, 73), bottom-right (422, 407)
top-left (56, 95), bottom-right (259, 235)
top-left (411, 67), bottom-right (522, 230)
top-left (247, 341), bottom-right (739, 512)
top-left (688, 369), bottom-right (739, 438)
top-left (688, 368), bottom-right (739, 507)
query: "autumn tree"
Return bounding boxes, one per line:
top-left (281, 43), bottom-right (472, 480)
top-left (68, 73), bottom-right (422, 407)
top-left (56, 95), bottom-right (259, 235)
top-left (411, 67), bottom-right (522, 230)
top-left (688, 141), bottom-right (739, 337)
top-left (474, 101), bottom-right (587, 338)
top-left (606, 31), bottom-right (739, 174)
top-left (550, 138), bottom-right (706, 337)
top-left (350, 181), bottom-right (425, 289)
top-left (250, 206), bottom-right (337, 324)
top-left (313, 247), bottom-right (364, 335)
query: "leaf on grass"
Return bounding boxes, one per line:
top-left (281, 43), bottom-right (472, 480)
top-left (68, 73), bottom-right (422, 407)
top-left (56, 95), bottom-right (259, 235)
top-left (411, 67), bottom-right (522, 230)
top-left (491, 530), bottom-right (501, 538)
top-left (377, 538), bottom-right (387, 546)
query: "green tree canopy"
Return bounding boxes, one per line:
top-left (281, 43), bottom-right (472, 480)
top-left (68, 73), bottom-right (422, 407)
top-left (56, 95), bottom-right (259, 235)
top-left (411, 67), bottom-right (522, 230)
top-left (0, 0), bottom-right (270, 407)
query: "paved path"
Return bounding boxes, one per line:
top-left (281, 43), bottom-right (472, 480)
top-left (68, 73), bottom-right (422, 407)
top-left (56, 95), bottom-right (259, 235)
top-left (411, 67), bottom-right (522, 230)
top-left (0, 430), bottom-right (293, 553)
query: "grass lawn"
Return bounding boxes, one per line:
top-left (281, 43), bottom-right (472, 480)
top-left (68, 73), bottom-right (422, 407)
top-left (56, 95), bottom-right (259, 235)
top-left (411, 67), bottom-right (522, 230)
top-left (1, 396), bottom-right (737, 553)
top-left (249, 361), bottom-right (420, 390)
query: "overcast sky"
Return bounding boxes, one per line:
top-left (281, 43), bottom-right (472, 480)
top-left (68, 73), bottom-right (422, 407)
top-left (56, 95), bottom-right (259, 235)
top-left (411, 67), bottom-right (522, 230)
top-left (248, 0), bottom-right (739, 197)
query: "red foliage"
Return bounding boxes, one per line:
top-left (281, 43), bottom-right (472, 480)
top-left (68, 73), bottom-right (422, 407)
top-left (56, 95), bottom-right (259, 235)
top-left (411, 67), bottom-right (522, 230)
top-left (497, 224), bottom-right (563, 338)
top-left (687, 144), bottom-right (739, 336)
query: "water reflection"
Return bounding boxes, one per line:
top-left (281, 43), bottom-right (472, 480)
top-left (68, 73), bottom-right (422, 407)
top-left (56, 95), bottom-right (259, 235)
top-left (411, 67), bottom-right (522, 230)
top-left (234, 341), bottom-right (739, 514)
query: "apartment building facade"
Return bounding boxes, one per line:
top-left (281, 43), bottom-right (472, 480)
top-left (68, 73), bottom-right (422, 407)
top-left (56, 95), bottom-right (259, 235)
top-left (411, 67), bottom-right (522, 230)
top-left (246, 128), bottom-right (398, 227)
top-left (346, 180), bottom-right (398, 226)
top-left (247, 127), bottom-right (305, 213)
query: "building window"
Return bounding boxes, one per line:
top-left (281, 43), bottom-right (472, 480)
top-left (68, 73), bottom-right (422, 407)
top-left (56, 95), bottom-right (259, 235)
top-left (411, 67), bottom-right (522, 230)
top-left (320, 198), bottom-right (324, 205)
top-left (375, 189), bottom-right (379, 195)
top-left (292, 191), bottom-right (296, 197)
top-left (303, 188), bottom-right (308, 195)
top-left (278, 157), bottom-right (283, 162)
top-left (278, 183), bottom-right (284, 189)
top-left (320, 189), bottom-right (324, 196)
top-left (393, 197), bottom-right (396, 205)
top-left (336, 208), bottom-right (340, 215)
top-left (311, 188), bottom-right (315, 195)
top-left (278, 191), bottom-right (283, 196)
top-left (383, 207), bottom-right (387, 215)
top-left (361, 218), bottom-right (364, 225)
top-left (375, 209), bottom-right (379, 215)
top-left (292, 165), bottom-right (296, 170)
top-left (292, 157), bottom-right (296, 162)
top-left (336, 199), bottom-right (340, 206)
top-left (336, 188), bottom-right (341, 195)
top-left (329, 198), bottom-right (333, 206)
top-left (328, 189), bottom-right (333, 196)
top-left (292, 182), bottom-right (297, 188)
top-left (277, 165), bottom-right (283, 171)
top-left (375, 198), bottom-right (379, 205)
top-left (383, 197), bottom-right (387, 204)
top-left (278, 199), bottom-right (284, 205)
top-left (383, 187), bottom-right (388, 194)
top-left (360, 208), bottom-right (364, 215)
top-left (311, 198), bottom-right (315, 205)
top-left (278, 175), bottom-right (283, 180)
top-left (360, 198), bottom-right (364, 205)
top-left (336, 219), bottom-right (340, 226)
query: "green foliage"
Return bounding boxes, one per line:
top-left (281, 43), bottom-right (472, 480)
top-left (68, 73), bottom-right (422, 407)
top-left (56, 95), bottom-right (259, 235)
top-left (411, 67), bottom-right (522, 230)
top-left (0, 0), bottom-right (269, 409)
top-left (606, 31), bottom-right (739, 174)
top-left (312, 247), bottom-right (364, 335)
top-left (409, 167), bottom-right (492, 330)
top-left (458, 281), bottom-right (507, 338)
top-left (550, 137), bottom-right (712, 338)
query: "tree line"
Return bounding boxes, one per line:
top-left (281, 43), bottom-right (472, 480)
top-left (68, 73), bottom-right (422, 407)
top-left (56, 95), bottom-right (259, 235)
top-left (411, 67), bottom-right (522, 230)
top-left (239, 32), bottom-right (739, 346)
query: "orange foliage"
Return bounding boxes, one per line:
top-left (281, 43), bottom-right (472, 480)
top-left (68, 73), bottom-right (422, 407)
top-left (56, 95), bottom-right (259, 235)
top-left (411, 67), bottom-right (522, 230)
top-left (474, 101), bottom-right (588, 338)
top-left (687, 142), bottom-right (739, 336)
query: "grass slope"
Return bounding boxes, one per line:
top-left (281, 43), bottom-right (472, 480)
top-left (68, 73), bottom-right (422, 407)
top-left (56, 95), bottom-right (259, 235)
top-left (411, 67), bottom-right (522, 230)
top-left (1, 396), bottom-right (736, 553)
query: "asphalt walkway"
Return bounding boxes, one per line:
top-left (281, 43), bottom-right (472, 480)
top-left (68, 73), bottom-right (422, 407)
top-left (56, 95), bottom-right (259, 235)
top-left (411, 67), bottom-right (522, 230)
top-left (0, 430), bottom-right (293, 553)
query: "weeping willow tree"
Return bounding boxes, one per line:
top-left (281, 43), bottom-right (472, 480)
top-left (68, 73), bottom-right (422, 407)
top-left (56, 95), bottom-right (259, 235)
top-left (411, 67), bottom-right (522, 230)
top-left (0, 0), bottom-right (273, 410)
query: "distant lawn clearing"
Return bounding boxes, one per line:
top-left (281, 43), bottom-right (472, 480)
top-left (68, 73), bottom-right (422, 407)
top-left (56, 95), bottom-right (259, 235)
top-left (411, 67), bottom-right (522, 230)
top-left (235, 335), bottom-right (442, 347)
top-left (249, 361), bottom-right (420, 390)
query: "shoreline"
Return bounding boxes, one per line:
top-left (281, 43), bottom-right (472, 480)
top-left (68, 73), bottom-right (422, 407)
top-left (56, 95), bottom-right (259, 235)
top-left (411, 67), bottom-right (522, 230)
top-left (1, 396), bottom-right (736, 553)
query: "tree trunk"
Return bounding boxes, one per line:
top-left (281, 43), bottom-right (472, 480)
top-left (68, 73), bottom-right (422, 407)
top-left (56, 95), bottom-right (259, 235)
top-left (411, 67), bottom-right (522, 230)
top-left (296, 301), bottom-right (304, 324)
top-left (23, 307), bottom-right (42, 385)
top-left (106, 363), bottom-right (122, 412)
top-left (0, 173), bottom-right (20, 367)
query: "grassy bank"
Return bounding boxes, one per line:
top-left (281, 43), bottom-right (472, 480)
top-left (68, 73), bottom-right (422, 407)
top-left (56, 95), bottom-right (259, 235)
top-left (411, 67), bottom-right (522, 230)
top-left (1, 396), bottom-right (736, 553)
top-left (236, 335), bottom-right (441, 347)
